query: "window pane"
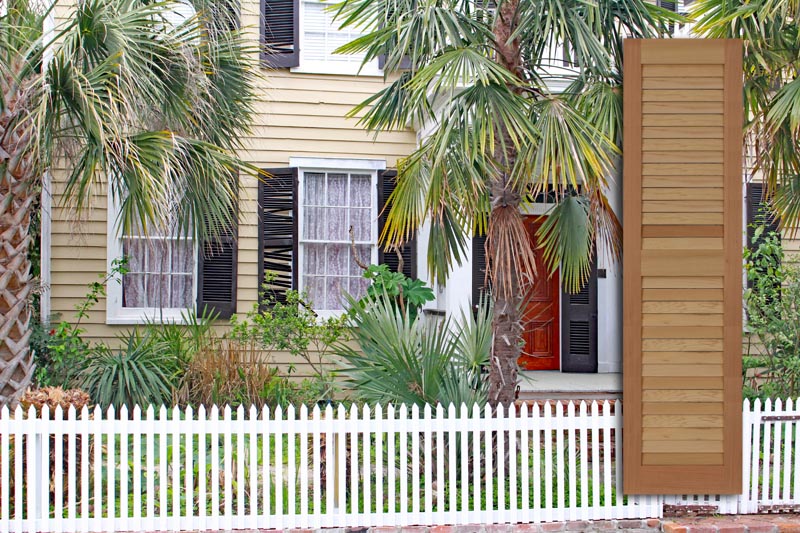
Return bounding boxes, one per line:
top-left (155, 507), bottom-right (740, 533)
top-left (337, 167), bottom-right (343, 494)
top-left (123, 274), bottom-right (146, 307)
top-left (327, 244), bottom-right (348, 276)
top-left (171, 241), bottom-right (193, 274)
top-left (350, 174), bottom-right (371, 207)
top-left (326, 276), bottom-right (345, 310)
top-left (350, 208), bottom-right (371, 241)
top-left (349, 276), bottom-right (370, 299)
top-left (304, 172), bottom-right (325, 205)
top-left (304, 206), bottom-right (325, 240)
top-left (326, 207), bottom-right (347, 241)
top-left (304, 275), bottom-right (325, 309)
top-left (146, 273), bottom-right (170, 308)
top-left (172, 275), bottom-right (193, 308)
top-left (304, 243), bottom-right (325, 276)
top-left (327, 174), bottom-right (347, 206)
top-left (124, 238), bottom-right (146, 272)
top-left (147, 240), bottom-right (169, 274)
top-left (351, 244), bottom-right (371, 276)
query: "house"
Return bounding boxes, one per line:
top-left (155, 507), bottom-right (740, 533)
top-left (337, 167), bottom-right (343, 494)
top-left (39, 0), bottom-right (798, 400)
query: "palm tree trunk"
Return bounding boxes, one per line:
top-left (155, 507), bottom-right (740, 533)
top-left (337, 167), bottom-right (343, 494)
top-left (0, 78), bottom-right (37, 406)
top-left (486, 0), bottom-right (524, 408)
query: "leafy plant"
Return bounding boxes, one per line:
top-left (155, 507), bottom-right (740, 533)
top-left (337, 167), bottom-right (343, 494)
top-left (335, 292), bottom-right (492, 408)
top-left (743, 226), bottom-right (800, 399)
top-left (78, 330), bottom-right (175, 410)
top-left (361, 264), bottom-right (435, 320)
top-left (230, 285), bottom-right (348, 402)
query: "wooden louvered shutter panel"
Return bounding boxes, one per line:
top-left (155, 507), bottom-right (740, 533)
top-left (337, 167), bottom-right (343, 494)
top-left (561, 259), bottom-right (598, 373)
top-left (622, 39), bottom-right (743, 494)
top-left (197, 197), bottom-right (239, 320)
top-left (472, 234), bottom-right (488, 310)
top-left (261, 0), bottom-right (299, 67)
top-left (378, 170), bottom-right (417, 279)
top-left (260, 168), bottom-right (298, 306)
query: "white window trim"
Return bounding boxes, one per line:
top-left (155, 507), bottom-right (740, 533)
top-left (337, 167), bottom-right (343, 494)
top-left (291, 0), bottom-right (383, 77)
top-left (105, 192), bottom-right (199, 325)
top-left (295, 158), bottom-right (385, 319)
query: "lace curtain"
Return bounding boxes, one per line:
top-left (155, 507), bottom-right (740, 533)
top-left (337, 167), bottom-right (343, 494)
top-left (302, 172), bottom-right (372, 311)
top-left (122, 236), bottom-right (194, 309)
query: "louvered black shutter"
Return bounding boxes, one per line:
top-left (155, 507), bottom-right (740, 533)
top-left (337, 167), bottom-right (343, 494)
top-left (561, 258), bottom-right (598, 373)
top-left (657, 0), bottom-right (676, 33)
top-left (259, 168), bottom-right (298, 306)
top-left (197, 193), bottom-right (239, 320)
top-left (261, 0), bottom-right (299, 67)
top-left (746, 182), bottom-right (781, 291)
top-left (472, 234), bottom-right (488, 310)
top-left (378, 169), bottom-right (417, 279)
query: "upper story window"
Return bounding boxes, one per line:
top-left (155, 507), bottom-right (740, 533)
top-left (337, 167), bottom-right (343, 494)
top-left (261, 0), bottom-right (380, 75)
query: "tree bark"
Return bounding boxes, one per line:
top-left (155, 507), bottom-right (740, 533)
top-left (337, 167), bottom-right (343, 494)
top-left (0, 67), bottom-right (37, 406)
top-left (486, 0), bottom-right (525, 408)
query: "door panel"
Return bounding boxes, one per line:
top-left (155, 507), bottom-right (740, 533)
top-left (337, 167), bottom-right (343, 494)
top-left (519, 216), bottom-right (560, 371)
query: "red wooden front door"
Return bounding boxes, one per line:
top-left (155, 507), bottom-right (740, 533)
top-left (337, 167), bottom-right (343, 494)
top-left (519, 216), bottom-right (560, 371)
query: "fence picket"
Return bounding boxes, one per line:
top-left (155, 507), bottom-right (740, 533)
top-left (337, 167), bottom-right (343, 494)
top-left (3, 398), bottom-right (800, 532)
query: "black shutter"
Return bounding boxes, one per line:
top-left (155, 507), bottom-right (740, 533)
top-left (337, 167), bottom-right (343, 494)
top-left (746, 182), bottom-right (781, 291)
top-left (259, 168), bottom-right (298, 306)
top-left (378, 169), bottom-right (417, 279)
top-left (561, 258), bottom-right (598, 373)
top-left (197, 191), bottom-right (239, 320)
top-left (472, 234), bottom-right (488, 310)
top-left (261, 0), bottom-right (299, 67)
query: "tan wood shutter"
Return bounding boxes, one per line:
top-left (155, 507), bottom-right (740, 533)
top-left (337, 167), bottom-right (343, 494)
top-left (622, 39), bottom-right (743, 495)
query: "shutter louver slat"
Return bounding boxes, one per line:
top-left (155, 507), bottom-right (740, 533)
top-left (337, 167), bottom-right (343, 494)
top-left (260, 168), bottom-right (298, 306)
top-left (197, 195), bottom-right (239, 320)
top-left (378, 170), bottom-right (417, 279)
top-left (261, 0), bottom-right (299, 67)
top-left (472, 234), bottom-right (488, 310)
top-left (561, 258), bottom-right (598, 373)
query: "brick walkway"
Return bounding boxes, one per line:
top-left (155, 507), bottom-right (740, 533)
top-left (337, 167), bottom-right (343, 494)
top-left (272, 516), bottom-right (800, 533)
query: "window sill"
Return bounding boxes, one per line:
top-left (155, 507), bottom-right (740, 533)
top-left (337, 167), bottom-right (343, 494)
top-left (106, 309), bottom-right (195, 326)
top-left (291, 62), bottom-right (383, 78)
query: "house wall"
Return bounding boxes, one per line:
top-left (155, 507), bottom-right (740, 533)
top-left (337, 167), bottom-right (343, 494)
top-left (45, 0), bottom-right (418, 379)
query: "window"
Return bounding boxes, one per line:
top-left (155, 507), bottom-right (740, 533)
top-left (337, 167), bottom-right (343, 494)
top-left (106, 198), bottom-right (197, 324)
top-left (299, 169), bottom-right (377, 314)
top-left (296, 0), bottom-right (380, 75)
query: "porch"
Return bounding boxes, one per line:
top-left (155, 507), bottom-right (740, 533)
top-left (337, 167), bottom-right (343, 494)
top-left (517, 371), bottom-right (622, 401)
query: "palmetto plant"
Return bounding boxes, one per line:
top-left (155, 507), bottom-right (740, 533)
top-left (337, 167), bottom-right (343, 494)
top-left (0, 0), bottom-right (259, 404)
top-left (691, 0), bottom-right (800, 226)
top-left (333, 0), bottom-right (676, 404)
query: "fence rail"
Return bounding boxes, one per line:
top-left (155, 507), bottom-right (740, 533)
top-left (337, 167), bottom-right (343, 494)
top-left (0, 399), bottom-right (795, 532)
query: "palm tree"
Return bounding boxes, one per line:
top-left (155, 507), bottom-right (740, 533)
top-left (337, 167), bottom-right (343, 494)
top-left (0, 0), bottom-right (259, 405)
top-left (691, 0), bottom-right (800, 226)
top-left (333, 0), bottom-right (677, 405)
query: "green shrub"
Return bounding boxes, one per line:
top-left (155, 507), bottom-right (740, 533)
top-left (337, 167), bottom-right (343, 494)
top-left (743, 226), bottom-right (800, 399)
top-left (78, 330), bottom-right (175, 409)
top-left (360, 264), bottom-right (435, 320)
top-left (335, 292), bottom-right (492, 407)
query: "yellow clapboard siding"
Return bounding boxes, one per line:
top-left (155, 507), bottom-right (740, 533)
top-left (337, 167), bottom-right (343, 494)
top-left (643, 454), bottom-right (723, 466)
top-left (642, 277), bottom-right (723, 289)
top-left (641, 90), bottom-right (724, 102)
top-left (643, 440), bottom-right (723, 453)
top-left (642, 126), bottom-right (723, 139)
top-left (642, 339), bottom-right (723, 352)
top-left (643, 428), bottom-right (723, 441)
top-left (642, 402), bottom-right (723, 415)
top-left (642, 138), bottom-right (723, 151)
top-left (643, 163), bottom-right (723, 176)
top-left (642, 415), bottom-right (723, 428)
top-left (642, 64), bottom-right (724, 77)
top-left (643, 352), bottom-right (723, 365)
top-left (642, 213), bottom-right (724, 225)
top-left (642, 288), bottom-right (724, 300)
top-left (641, 250), bottom-right (724, 276)
top-left (642, 114), bottom-right (723, 127)
top-left (642, 78), bottom-right (724, 90)
top-left (642, 389), bottom-right (724, 402)
top-left (642, 238), bottom-right (723, 250)
top-left (643, 376), bottom-right (724, 389)
top-left (642, 364), bottom-right (723, 377)
top-left (641, 313), bottom-right (723, 327)
top-left (643, 102), bottom-right (724, 114)
top-left (640, 40), bottom-right (726, 64)
top-left (642, 151), bottom-right (723, 164)
top-left (642, 327), bottom-right (723, 340)
top-left (642, 187), bottom-right (723, 200)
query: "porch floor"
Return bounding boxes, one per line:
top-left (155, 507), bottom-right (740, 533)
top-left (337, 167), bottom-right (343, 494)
top-left (517, 371), bottom-right (622, 401)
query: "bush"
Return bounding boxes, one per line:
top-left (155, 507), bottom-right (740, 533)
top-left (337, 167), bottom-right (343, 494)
top-left (176, 337), bottom-right (299, 408)
top-left (743, 226), bottom-right (800, 399)
top-left (335, 292), bottom-right (492, 407)
top-left (77, 330), bottom-right (176, 410)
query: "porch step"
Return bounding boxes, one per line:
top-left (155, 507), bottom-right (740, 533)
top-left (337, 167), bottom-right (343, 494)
top-left (516, 371), bottom-right (622, 402)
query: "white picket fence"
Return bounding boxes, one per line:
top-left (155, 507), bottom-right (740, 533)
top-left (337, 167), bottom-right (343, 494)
top-left (0, 399), bottom-right (796, 533)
